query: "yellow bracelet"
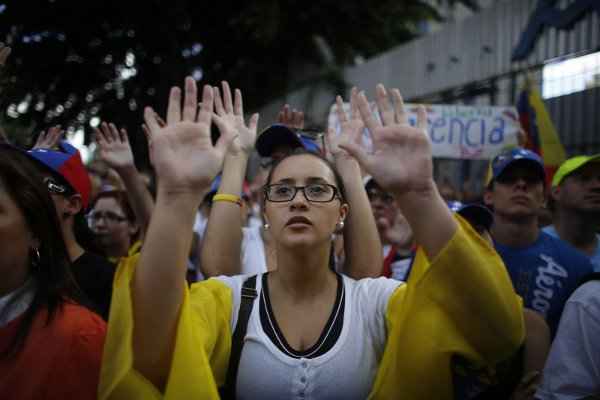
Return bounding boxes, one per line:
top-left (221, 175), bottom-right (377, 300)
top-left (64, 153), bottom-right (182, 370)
top-left (212, 193), bottom-right (242, 206)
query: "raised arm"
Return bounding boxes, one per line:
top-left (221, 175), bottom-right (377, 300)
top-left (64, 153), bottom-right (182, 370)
top-left (95, 122), bottom-right (154, 239)
top-left (340, 84), bottom-right (457, 260)
top-left (132, 78), bottom-right (227, 389)
top-left (327, 87), bottom-right (382, 278)
top-left (200, 81), bottom-right (258, 277)
top-left (32, 125), bottom-right (64, 150)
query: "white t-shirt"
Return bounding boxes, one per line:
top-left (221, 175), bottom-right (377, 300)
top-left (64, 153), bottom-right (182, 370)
top-left (215, 273), bottom-right (402, 400)
top-left (536, 280), bottom-right (600, 399)
top-left (241, 226), bottom-right (268, 275)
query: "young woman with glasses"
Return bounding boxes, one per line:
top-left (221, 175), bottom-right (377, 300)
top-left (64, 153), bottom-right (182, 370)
top-left (99, 78), bottom-right (525, 399)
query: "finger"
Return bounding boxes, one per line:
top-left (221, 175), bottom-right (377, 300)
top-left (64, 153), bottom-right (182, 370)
top-left (155, 114), bottom-right (166, 128)
top-left (93, 127), bottom-right (106, 147)
top-left (120, 128), bottom-right (129, 143)
top-left (248, 113), bottom-right (259, 133)
top-left (109, 123), bottom-right (121, 142)
top-left (182, 76), bottom-right (198, 122)
top-left (197, 85), bottom-right (214, 124)
top-left (144, 107), bottom-right (160, 135)
top-left (213, 86), bottom-right (225, 116)
top-left (166, 86), bottom-right (182, 125)
top-left (375, 84), bottom-right (394, 126)
top-left (325, 127), bottom-right (336, 156)
top-left (350, 87), bottom-right (359, 120)
top-left (233, 88), bottom-right (243, 116)
top-left (416, 105), bottom-right (428, 131)
top-left (36, 131), bottom-right (46, 146)
top-left (221, 81), bottom-right (234, 114)
top-left (211, 113), bottom-right (230, 139)
top-left (277, 110), bottom-right (285, 123)
top-left (51, 125), bottom-right (64, 143)
top-left (356, 91), bottom-right (380, 134)
top-left (391, 89), bottom-right (407, 124)
top-left (141, 124), bottom-right (151, 143)
top-left (283, 104), bottom-right (291, 123)
top-left (335, 95), bottom-right (348, 123)
top-left (99, 123), bottom-right (112, 142)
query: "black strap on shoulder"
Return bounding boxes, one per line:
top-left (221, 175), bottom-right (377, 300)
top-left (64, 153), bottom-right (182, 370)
top-left (221, 275), bottom-right (258, 399)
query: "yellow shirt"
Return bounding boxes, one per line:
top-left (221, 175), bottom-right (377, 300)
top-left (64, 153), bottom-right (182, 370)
top-left (99, 217), bottom-right (524, 399)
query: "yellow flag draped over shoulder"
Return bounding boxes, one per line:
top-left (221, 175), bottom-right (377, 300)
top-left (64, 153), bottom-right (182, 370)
top-left (98, 254), bottom-right (233, 400)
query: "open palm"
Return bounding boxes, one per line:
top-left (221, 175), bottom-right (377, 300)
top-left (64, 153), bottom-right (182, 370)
top-left (211, 81), bottom-right (258, 156)
top-left (340, 84), bottom-right (433, 196)
top-left (95, 123), bottom-right (134, 169)
top-left (144, 78), bottom-right (227, 193)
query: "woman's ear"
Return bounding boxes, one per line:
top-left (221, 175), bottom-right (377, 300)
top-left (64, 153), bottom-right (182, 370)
top-left (339, 203), bottom-right (349, 223)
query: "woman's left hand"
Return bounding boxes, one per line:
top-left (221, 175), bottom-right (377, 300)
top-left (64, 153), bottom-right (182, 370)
top-left (326, 87), bottom-right (364, 164)
top-left (339, 84), bottom-right (433, 198)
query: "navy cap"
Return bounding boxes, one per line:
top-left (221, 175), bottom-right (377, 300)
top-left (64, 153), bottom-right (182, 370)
top-left (490, 147), bottom-right (545, 182)
top-left (255, 124), bottom-right (320, 157)
top-left (448, 201), bottom-right (494, 231)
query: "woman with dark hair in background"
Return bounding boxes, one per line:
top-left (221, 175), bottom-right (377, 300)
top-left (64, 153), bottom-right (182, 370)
top-left (0, 145), bottom-right (105, 399)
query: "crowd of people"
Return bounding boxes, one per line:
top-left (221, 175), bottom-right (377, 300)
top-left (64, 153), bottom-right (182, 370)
top-left (1, 42), bottom-right (600, 400)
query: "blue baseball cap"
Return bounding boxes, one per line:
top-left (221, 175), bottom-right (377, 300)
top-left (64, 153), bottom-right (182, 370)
top-left (255, 124), bottom-right (320, 157)
top-left (490, 147), bottom-right (545, 183)
top-left (448, 201), bottom-right (494, 231)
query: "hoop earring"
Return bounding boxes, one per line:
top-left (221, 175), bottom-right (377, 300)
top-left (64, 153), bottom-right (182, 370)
top-left (30, 247), bottom-right (41, 268)
top-left (263, 223), bottom-right (270, 230)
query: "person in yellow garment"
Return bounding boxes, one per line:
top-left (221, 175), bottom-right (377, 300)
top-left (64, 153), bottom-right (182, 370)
top-left (98, 77), bottom-right (524, 400)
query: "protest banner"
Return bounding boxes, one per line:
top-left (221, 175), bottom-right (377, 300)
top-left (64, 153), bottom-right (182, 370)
top-left (328, 102), bottom-right (521, 160)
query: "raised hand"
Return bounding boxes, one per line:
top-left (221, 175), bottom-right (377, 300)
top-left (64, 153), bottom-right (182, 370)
top-left (326, 87), bottom-right (364, 163)
top-left (95, 122), bottom-right (135, 170)
top-left (277, 104), bottom-right (304, 129)
top-left (211, 81), bottom-right (258, 157)
top-left (0, 43), bottom-right (11, 66)
top-left (339, 84), bottom-right (433, 197)
top-left (144, 77), bottom-right (226, 195)
top-left (32, 125), bottom-right (64, 149)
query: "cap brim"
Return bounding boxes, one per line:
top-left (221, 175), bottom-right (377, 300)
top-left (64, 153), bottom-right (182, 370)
top-left (256, 125), bottom-right (303, 157)
top-left (495, 159), bottom-right (546, 182)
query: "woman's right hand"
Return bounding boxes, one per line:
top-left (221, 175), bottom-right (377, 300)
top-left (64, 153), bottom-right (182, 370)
top-left (144, 77), bottom-right (227, 197)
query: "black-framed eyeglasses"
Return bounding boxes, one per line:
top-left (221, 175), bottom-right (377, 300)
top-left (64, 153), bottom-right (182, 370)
top-left (264, 183), bottom-right (340, 203)
top-left (86, 210), bottom-right (128, 226)
top-left (43, 177), bottom-right (70, 195)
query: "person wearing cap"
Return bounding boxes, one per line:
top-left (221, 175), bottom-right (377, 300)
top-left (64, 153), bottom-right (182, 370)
top-left (484, 147), bottom-right (594, 336)
top-left (28, 140), bottom-right (116, 320)
top-left (365, 177), bottom-right (414, 280)
top-left (543, 155), bottom-right (600, 271)
top-left (201, 85), bottom-right (383, 279)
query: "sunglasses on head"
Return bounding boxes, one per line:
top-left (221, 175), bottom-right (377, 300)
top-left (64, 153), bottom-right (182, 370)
top-left (43, 177), bottom-right (72, 195)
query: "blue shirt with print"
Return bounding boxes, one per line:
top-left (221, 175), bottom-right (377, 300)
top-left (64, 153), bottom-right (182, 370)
top-left (494, 231), bottom-right (594, 336)
top-left (543, 225), bottom-right (600, 272)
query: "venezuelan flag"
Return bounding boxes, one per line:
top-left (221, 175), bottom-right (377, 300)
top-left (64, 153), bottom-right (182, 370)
top-left (516, 82), bottom-right (566, 184)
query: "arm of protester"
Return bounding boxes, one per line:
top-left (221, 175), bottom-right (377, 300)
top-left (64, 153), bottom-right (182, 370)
top-left (0, 42), bottom-right (11, 66)
top-left (327, 87), bottom-right (382, 278)
top-left (277, 103), bottom-right (304, 129)
top-left (201, 81), bottom-right (259, 277)
top-left (507, 309), bottom-right (549, 400)
top-left (128, 79), bottom-right (229, 390)
top-left (96, 122), bottom-right (154, 240)
top-left (32, 125), bottom-right (64, 150)
top-left (340, 84), bottom-right (456, 260)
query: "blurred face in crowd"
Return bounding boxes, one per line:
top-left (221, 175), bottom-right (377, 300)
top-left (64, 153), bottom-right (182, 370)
top-left (263, 154), bottom-right (347, 250)
top-left (88, 195), bottom-right (137, 257)
top-left (552, 162), bottom-right (600, 216)
top-left (0, 177), bottom-right (37, 295)
top-left (41, 173), bottom-right (82, 227)
top-left (366, 181), bottom-right (398, 235)
top-left (484, 163), bottom-right (545, 220)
